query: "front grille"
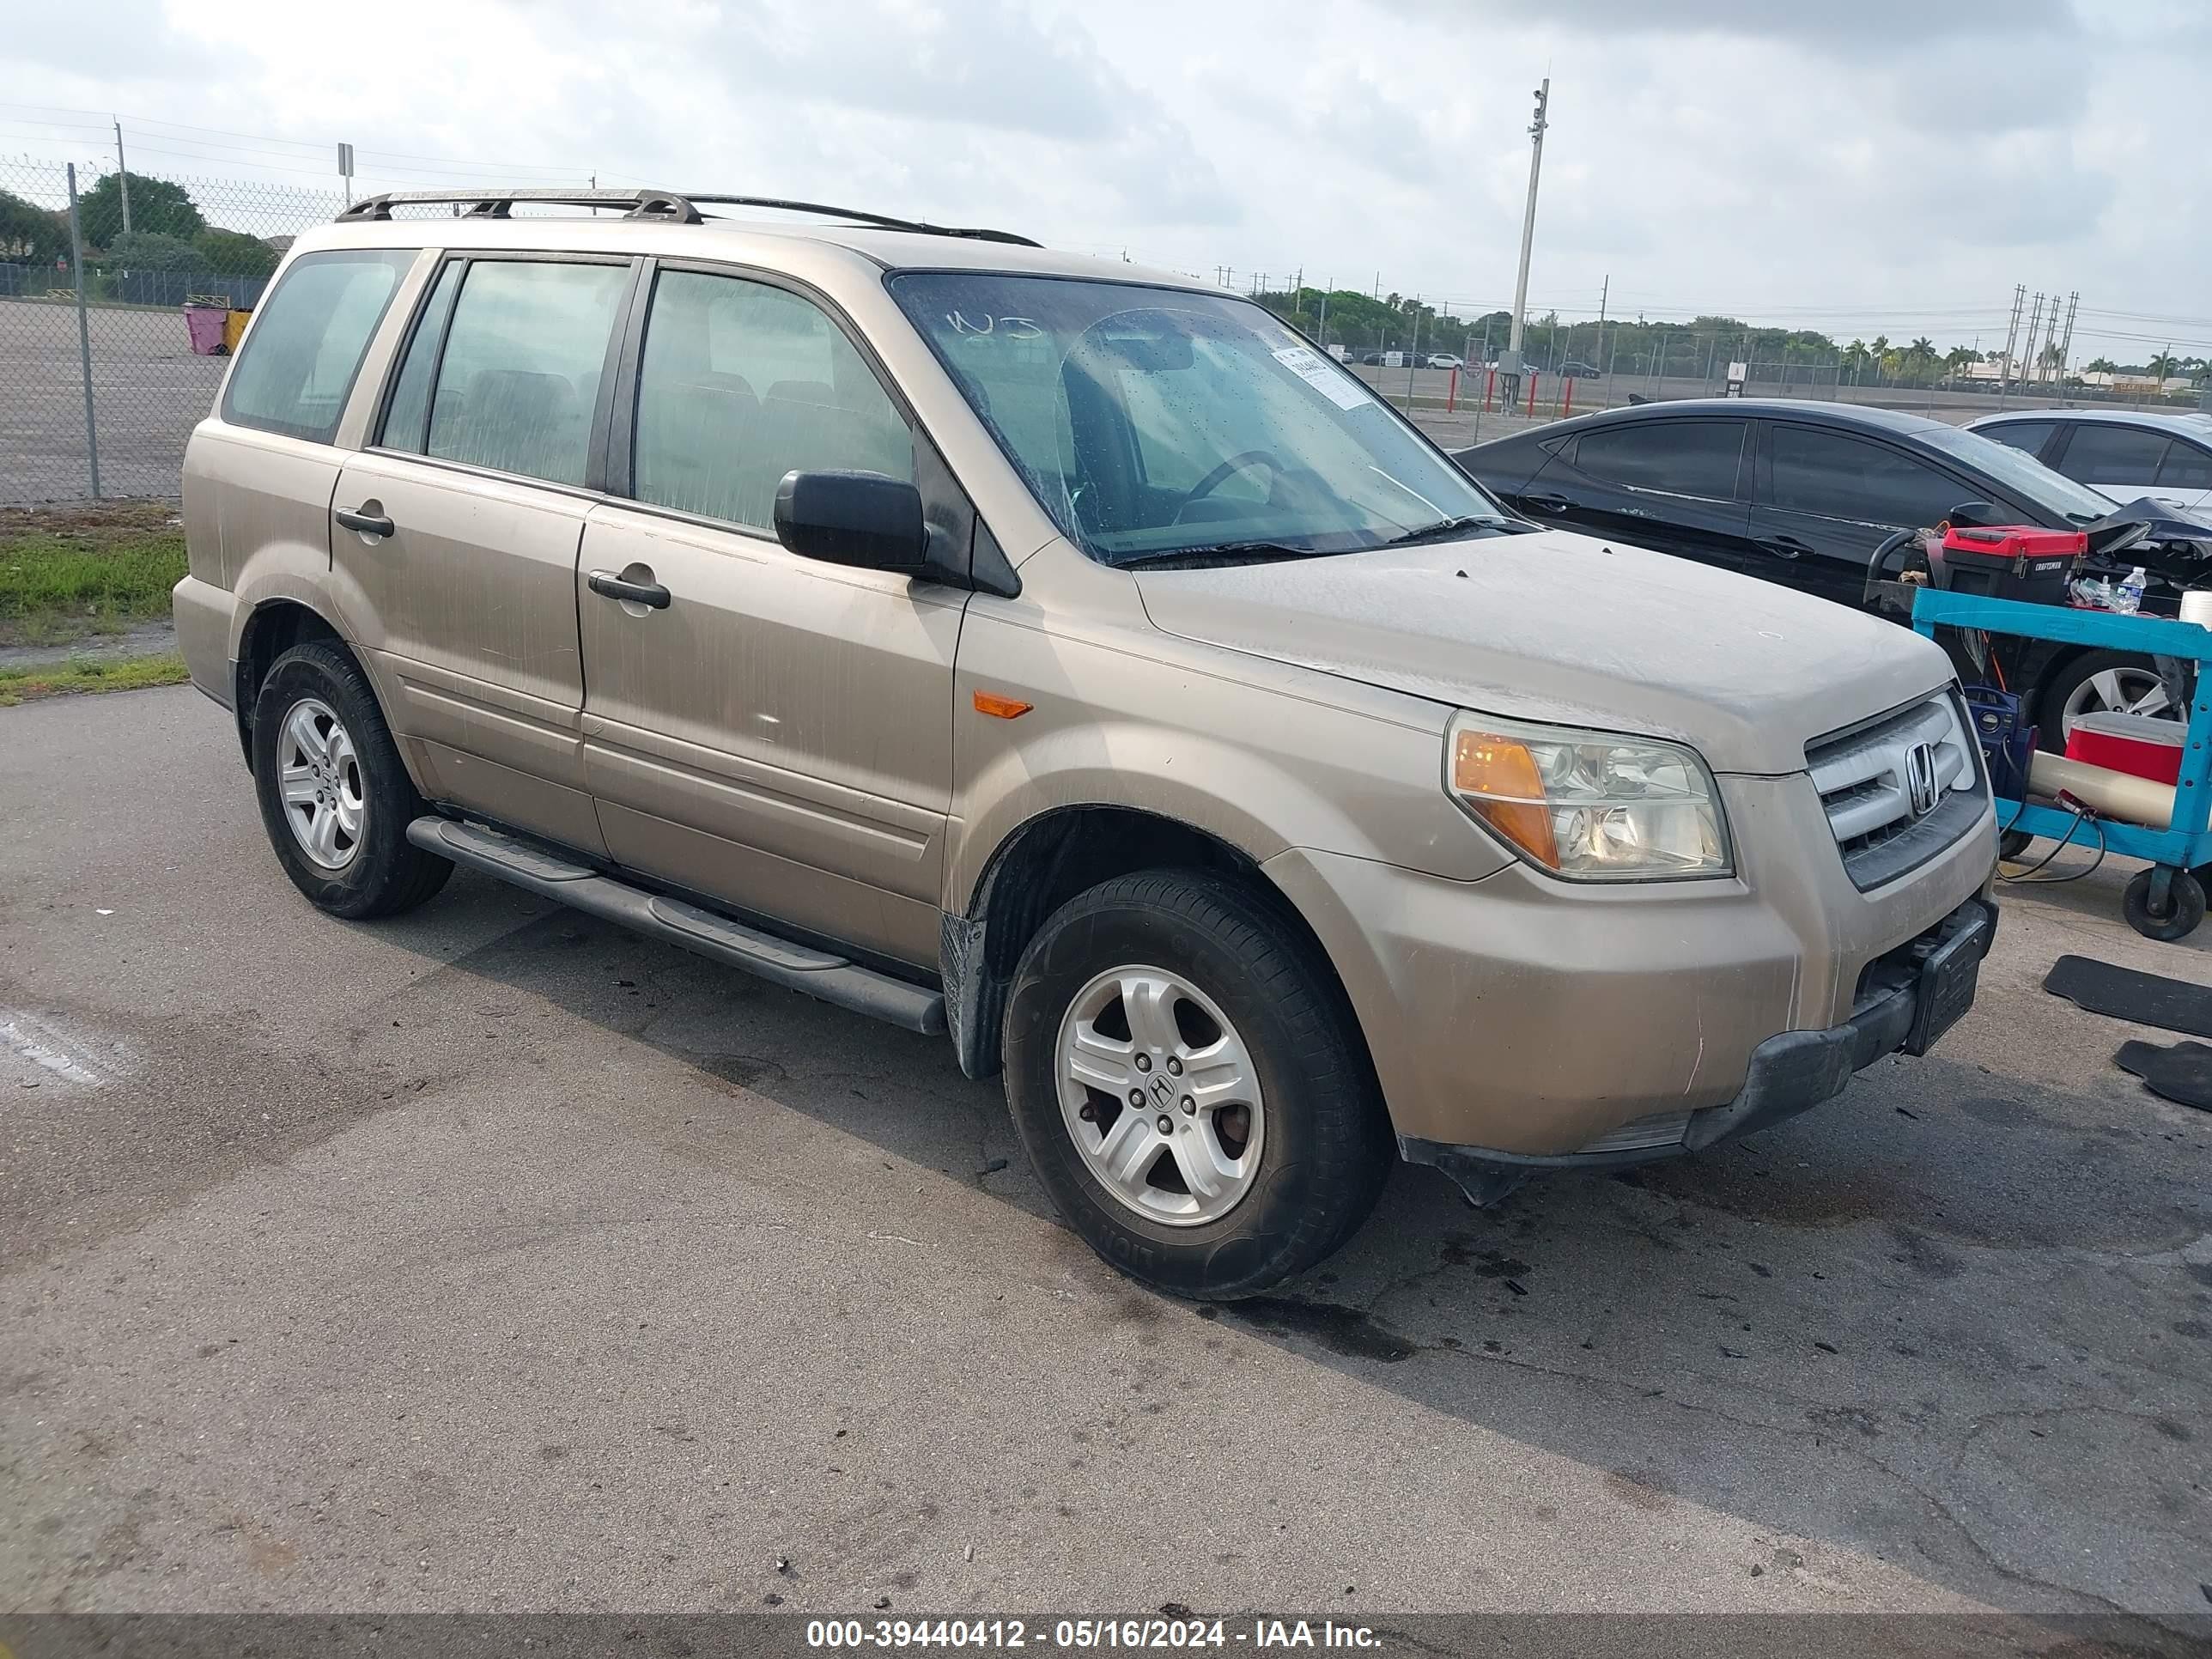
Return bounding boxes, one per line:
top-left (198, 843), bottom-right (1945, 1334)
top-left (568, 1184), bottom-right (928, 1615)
top-left (1808, 692), bottom-right (1987, 890)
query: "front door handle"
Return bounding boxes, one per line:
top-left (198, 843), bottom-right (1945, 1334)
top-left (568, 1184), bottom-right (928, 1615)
top-left (1521, 493), bottom-right (1573, 514)
top-left (587, 569), bottom-right (672, 610)
top-left (1757, 534), bottom-right (1814, 560)
top-left (335, 506), bottom-right (394, 538)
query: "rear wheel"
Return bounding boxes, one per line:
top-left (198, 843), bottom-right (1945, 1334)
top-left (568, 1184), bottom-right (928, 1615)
top-left (251, 641), bottom-right (452, 919)
top-left (1002, 869), bottom-right (1392, 1301)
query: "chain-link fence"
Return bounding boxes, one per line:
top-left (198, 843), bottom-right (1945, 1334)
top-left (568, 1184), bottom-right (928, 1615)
top-left (0, 155), bottom-right (343, 503)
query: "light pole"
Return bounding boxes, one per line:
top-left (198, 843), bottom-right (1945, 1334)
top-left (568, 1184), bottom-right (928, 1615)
top-left (1499, 78), bottom-right (1550, 400)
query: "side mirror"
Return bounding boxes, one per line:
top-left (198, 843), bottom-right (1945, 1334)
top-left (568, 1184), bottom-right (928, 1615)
top-left (1945, 500), bottom-right (2000, 528)
top-left (773, 470), bottom-right (928, 571)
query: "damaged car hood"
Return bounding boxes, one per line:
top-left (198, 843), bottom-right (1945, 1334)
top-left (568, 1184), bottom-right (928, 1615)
top-left (1133, 528), bottom-right (1954, 775)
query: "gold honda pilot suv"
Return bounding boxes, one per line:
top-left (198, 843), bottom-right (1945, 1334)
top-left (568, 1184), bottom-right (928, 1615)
top-left (173, 189), bottom-right (1998, 1298)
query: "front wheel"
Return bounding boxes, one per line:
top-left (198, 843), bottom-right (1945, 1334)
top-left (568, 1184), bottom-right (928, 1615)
top-left (1002, 870), bottom-right (1392, 1301)
top-left (251, 641), bottom-right (452, 919)
top-left (2037, 649), bottom-right (2177, 753)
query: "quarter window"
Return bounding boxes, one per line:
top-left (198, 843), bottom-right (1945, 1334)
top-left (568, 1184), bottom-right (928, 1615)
top-left (1767, 426), bottom-right (1973, 527)
top-left (1571, 421), bottom-right (1745, 499)
top-left (630, 270), bottom-right (913, 531)
top-left (2057, 424), bottom-right (2172, 489)
top-left (2155, 440), bottom-right (2212, 491)
top-left (222, 250), bottom-right (413, 444)
top-left (388, 259), bottom-right (630, 487)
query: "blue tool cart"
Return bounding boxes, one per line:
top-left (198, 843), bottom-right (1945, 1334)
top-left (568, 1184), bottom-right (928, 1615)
top-left (1909, 586), bottom-right (2212, 940)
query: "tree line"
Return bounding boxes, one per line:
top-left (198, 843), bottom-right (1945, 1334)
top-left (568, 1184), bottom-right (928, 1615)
top-left (0, 171), bottom-right (283, 287)
top-left (1248, 284), bottom-right (2206, 389)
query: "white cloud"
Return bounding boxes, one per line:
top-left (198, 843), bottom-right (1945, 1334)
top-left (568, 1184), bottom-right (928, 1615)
top-left (3, 0), bottom-right (2205, 358)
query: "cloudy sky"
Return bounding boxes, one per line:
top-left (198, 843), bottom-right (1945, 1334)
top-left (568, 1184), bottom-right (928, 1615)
top-left (7, 0), bottom-right (2209, 359)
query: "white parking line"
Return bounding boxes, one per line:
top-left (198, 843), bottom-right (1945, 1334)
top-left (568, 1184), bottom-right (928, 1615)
top-left (2, 1011), bottom-right (110, 1087)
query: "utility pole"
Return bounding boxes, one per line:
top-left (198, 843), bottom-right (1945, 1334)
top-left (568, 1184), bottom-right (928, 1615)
top-left (113, 119), bottom-right (131, 234)
top-left (2055, 290), bottom-right (2078, 391)
top-left (1996, 284), bottom-right (2025, 408)
top-left (2018, 292), bottom-right (2044, 393)
top-left (1501, 77), bottom-right (1550, 393)
top-left (1595, 272), bottom-right (1607, 386)
top-left (2038, 289), bottom-right (2062, 386)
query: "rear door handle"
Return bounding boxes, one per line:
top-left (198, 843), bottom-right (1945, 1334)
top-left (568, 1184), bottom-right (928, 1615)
top-left (587, 569), bottom-right (672, 610)
top-left (1757, 534), bottom-right (1814, 560)
top-left (334, 506), bottom-right (394, 537)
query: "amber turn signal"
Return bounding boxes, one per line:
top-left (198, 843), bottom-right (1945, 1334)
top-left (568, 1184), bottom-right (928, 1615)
top-left (1449, 727), bottom-right (1559, 868)
top-left (973, 690), bottom-right (1034, 720)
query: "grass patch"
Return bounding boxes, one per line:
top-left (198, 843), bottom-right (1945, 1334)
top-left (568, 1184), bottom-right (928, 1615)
top-left (0, 652), bottom-right (191, 707)
top-left (0, 500), bottom-right (188, 647)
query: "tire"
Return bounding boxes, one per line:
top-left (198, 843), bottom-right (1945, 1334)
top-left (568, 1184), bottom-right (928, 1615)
top-left (2036, 649), bottom-right (2177, 753)
top-left (251, 640), bottom-right (452, 920)
top-left (1998, 828), bottom-right (2036, 862)
top-left (1002, 869), bottom-right (1392, 1301)
top-left (2124, 868), bottom-right (2205, 943)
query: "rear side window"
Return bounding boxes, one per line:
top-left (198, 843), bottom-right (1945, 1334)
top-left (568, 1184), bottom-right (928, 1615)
top-left (386, 259), bottom-right (630, 487)
top-left (1767, 426), bottom-right (1972, 527)
top-left (629, 270), bottom-right (913, 530)
top-left (221, 250), bottom-right (413, 444)
top-left (1571, 420), bottom-right (1744, 499)
top-left (377, 259), bottom-right (463, 453)
top-left (2058, 424), bottom-right (2172, 488)
top-left (1977, 420), bottom-right (2053, 458)
top-left (2156, 440), bottom-right (2212, 490)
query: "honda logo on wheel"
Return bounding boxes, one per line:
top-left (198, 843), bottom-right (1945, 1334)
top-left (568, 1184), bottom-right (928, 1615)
top-left (1905, 742), bottom-right (1940, 817)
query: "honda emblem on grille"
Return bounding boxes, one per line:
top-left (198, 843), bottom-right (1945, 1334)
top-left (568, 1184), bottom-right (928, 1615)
top-left (1905, 742), bottom-right (1940, 817)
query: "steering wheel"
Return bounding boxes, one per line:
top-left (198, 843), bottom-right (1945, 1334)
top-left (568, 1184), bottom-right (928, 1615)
top-left (1180, 449), bottom-right (1283, 513)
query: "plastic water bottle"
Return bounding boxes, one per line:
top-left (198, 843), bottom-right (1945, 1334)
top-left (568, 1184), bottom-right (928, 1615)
top-left (2114, 566), bottom-right (2147, 616)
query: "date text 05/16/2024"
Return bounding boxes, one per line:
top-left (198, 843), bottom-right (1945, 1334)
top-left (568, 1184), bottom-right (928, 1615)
top-left (805, 1618), bottom-right (1383, 1650)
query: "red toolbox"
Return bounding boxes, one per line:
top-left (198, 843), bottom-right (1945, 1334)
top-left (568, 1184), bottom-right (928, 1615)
top-left (2064, 710), bottom-right (2185, 786)
top-left (1931, 525), bottom-right (2086, 605)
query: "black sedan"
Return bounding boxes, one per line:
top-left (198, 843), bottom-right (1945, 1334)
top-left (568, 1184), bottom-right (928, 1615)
top-left (1452, 399), bottom-right (2166, 745)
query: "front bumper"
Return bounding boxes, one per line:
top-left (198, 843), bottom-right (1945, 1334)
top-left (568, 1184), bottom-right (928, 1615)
top-left (1262, 766), bottom-right (1998, 1158)
top-left (1401, 894), bottom-right (1996, 1203)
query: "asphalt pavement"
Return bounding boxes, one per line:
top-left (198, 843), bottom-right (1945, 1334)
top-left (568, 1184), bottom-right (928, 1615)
top-left (2, 685), bottom-right (2208, 1629)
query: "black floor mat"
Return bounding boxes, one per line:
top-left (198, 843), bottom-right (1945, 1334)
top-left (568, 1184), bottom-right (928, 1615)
top-left (2115, 1040), bottom-right (2212, 1113)
top-left (2044, 954), bottom-right (2212, 1039)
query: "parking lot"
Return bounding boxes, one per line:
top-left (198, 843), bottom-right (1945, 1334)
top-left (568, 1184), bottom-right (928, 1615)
top-left (3, 684), bottom-right (2207, 1629)
top-left (0, 299), bottom-right (225, 505)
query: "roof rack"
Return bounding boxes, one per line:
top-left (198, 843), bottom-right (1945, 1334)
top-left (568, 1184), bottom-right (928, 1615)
top-left (332, 188), bottom-right (1040, 247)
top-left (683, 195), bottom-right (1040, 247)
top-left (336, 189), bottom-right (705, 223)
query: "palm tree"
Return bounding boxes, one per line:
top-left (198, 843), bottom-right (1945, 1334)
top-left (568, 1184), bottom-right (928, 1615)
top-left (1842, 339), bottom-right (1869, 382)
top-left (1869, 335), bottom-right (1891, 385)
top-left (2149, 349), bottom-right (2178, 385)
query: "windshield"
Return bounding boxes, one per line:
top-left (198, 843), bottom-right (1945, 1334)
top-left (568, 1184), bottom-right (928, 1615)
top-left (888, 272), bottom-right (1509, 564)
top-left (1919, 424), bottom-right (2117, 524)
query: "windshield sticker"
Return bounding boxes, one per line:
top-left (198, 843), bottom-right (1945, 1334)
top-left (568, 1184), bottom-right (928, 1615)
top-left (1273, 345), bottom-right (1372, 411)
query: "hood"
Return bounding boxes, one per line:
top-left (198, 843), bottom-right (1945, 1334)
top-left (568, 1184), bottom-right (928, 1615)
top-left (1133, 529), bottom-right (1954, 775)
top-left (2083, 495), bottom-right (2212, 580)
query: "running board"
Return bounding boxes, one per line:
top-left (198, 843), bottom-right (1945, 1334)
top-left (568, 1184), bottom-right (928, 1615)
top-left (407, 817), bottom-right (946, 1036)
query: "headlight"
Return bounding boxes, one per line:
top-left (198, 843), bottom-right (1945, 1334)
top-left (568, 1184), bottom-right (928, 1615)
top-left (1445, 713), bottom-right (1732, 880)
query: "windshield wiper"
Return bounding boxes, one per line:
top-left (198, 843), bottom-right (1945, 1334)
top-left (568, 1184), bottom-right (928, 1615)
top-left (1116, 540), bottom-right (1344, 569)
top-left (1382, 514), bottom-right (1525, 546)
